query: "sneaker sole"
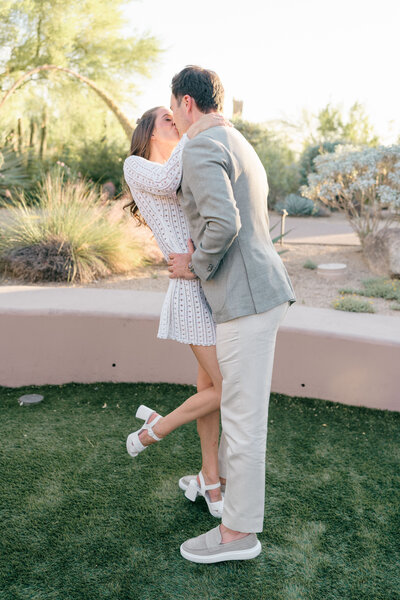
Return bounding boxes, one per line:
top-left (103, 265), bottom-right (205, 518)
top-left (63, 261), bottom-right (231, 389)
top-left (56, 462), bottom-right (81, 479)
top-left (180, 540), bottom-right (262, 564)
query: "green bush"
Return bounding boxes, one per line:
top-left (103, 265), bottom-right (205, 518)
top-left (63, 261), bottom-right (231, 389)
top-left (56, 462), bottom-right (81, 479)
top-left (339, 278), bottom-right (400, 302)
top-left (233, 119), bottom-right (300, 207)
top-left (333, 297), bottom-right (375, 313)
top-left (299, 141), bottom-right (341, 186)
top-left (58, 140), bottom-right (127, 193)
top-left (303, 259), bottom-right (317, 270)
top-left (276, 193), bottom-right (316, 216)
top-left (0, 146), bottom-right (30, 201)
top-left (358, 277), bottom-right (400, 301)
top-left (0, 171), bottom-right (143, 283)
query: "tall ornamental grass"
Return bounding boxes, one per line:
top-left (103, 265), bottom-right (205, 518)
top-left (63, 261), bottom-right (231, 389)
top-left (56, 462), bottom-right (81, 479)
top-left (0, 171), bottom-right (143, 283)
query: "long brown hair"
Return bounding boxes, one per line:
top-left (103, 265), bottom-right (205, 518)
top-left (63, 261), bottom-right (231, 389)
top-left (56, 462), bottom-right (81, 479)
top-left (124, 106), bottom-right (161, 224)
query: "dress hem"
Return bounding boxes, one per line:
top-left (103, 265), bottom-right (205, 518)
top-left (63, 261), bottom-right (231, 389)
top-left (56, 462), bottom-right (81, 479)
top-left (157, 334), bottom-right (216, 347)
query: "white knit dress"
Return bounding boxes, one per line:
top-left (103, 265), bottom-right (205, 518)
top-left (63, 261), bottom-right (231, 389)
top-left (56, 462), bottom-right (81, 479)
top-left (123, 135), bottom-right (216, 346)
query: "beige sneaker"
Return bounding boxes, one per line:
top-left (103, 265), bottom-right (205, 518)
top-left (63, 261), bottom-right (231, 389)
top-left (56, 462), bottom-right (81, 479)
top-left (180, 525), bottom-right (261, 564)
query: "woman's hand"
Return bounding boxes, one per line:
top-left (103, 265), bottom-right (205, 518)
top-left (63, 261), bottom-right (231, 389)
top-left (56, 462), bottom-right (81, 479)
top-left (187, 114), bottom-right (232, 139)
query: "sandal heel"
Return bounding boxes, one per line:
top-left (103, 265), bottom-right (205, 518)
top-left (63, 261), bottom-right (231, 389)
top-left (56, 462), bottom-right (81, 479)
top-left (136, 404), bottom-right (153, 421)
top-left (185, 480), bottom-right (199, 502)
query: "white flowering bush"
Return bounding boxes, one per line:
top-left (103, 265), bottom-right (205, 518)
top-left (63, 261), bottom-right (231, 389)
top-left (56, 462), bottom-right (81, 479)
top-left (301, 145), bottom-right (400, 243)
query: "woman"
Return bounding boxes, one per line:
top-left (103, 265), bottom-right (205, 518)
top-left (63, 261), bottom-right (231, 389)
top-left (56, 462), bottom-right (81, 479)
top-left (123, 106), bottom-right (229, 518)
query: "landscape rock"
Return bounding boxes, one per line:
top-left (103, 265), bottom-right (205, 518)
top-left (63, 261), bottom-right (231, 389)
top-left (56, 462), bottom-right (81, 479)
top-left (363, 229), bottom-right (400, 277)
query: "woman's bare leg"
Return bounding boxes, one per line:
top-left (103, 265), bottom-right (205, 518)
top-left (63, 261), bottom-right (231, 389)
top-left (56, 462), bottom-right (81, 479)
top-left (138, 344), bottom-right (223, 500)
top-left (191, 345), bottom-right (223, 502)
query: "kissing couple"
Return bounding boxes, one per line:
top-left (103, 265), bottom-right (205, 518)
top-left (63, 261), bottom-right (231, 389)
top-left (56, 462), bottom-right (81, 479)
top-left (123, 65), bottom-right (295, 563)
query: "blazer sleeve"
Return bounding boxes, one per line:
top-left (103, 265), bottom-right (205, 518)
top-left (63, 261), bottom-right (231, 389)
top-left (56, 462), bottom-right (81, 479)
top-left (182, 135), bottom-right (241, 281)
top-left (123, 134), bottom-right (187, 196)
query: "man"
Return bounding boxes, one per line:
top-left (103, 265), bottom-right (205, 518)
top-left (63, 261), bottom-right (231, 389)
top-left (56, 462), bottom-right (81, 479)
top-left (168, 66), bottom-right (296, 563)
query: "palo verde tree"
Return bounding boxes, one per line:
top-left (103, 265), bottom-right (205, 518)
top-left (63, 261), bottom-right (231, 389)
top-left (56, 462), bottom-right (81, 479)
top-left (0, 0), bottom-right (161, 161)
top-left (0, 0), bottom-right (160, 90)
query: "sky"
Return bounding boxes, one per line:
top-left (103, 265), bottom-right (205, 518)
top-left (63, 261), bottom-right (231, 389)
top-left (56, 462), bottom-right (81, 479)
top-left (126, 0), bottom-right (400, 144)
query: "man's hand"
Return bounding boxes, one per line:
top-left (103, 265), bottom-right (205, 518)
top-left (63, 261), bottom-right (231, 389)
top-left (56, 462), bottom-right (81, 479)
top-left (168, 239), bottom-right (196, 279)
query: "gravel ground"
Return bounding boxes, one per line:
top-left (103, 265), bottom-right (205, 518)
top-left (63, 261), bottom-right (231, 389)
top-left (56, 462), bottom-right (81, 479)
top-left (281, 243), bottom-right (399, 316)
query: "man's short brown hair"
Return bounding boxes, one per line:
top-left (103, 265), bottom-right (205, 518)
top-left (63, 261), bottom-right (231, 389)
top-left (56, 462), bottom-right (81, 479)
top-left (171, 65), bottom-right (224, 113)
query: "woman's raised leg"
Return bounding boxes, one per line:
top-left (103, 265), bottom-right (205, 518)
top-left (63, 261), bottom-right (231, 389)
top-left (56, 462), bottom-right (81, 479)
top-left (137, 344), bottom-right (223, 499)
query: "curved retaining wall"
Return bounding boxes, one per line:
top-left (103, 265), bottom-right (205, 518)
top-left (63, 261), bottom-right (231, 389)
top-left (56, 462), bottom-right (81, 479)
top-left (0, 287), bottom-right (399, 411)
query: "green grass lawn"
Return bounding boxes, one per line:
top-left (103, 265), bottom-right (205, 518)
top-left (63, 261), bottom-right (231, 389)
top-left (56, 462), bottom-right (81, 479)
top-left (1, 383), bottom-right (399, 600)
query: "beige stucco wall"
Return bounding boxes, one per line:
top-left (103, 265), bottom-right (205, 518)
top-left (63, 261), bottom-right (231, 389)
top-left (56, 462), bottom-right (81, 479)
top-left (1, 288), bottom-right (399, 411)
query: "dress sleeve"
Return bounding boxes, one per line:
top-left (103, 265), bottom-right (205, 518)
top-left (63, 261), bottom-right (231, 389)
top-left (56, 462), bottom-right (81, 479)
top-left (123, 134), bottom-right (188, 196)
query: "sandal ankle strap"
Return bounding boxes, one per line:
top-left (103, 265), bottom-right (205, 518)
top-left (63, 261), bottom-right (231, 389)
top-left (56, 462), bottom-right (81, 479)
top-left (144, 414), bottom-right (162, 441)
top-left (198, 471), bottom-right (221, 492)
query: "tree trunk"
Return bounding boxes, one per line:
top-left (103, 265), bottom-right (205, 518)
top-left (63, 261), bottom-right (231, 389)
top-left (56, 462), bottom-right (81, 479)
top-left (17, 118), bottom-right (23, 153)
top-left (39, 108), bottom-right (47, 160)
top-left (29, 119), bottom-right (37, 148)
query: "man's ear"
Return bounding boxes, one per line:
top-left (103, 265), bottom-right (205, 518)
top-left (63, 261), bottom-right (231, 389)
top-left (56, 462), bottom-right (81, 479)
top-left (184, 95), bottom-right (193, 114)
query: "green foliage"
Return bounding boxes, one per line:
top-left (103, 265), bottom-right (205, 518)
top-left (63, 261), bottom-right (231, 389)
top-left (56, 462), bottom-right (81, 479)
top-left (1, 383), bottom-right (399, 599)
top-left (337, 278), bottom-right (400, 313)
top-left (233, 119), bottom-right (300, 207)
top-left (0, 0), bottom-right (160, 188)
top-left (0, 171), bottom-right (143, 282)
top-left (299, 141), bottom-right (341, 186)
top-left (302, 145), bottom-right (400, 242)
top-left (276, 193), bottom-right (316, 216)
top-left (59, 138), bottom-right (127, 192)
top-left (333, 297), bottom-right (375, 313)
top-left (303, 259), bottom-right (317, 270)
top-left (0, 145), bottom-right (30, 200)
top-left (0, 0), bottom-right (160, 86)
top-left (339, 278), bottom-right (400, 302)
top-left (357, 277), bottom-right (400, 301)
top-left (316, 102), bottom-right (379, 146)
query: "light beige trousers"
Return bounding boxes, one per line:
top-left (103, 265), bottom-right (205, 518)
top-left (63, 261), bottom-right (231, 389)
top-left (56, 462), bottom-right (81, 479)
top-left (217, 302), bottom-right (289, 533)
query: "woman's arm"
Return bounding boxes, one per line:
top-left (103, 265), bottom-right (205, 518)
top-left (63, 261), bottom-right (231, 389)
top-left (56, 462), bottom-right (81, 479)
top-left (123, 114), bottom-right (230, 196)
top-left (123, 134), bottom-right (188, 196)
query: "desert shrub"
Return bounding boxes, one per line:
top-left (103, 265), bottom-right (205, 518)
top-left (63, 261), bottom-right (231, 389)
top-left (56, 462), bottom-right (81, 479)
top-left (233, 119), bottom-right (300, 207)
top-left (0, 171), bottom-right (143, 283)
top-left (299, 141), bottom-right (341, 186)
top-left (302, 145), bottom-right (400, 244)
top-left (0, 146), bottom-right (30, 202)
top-left (358, 277), bottom-right (400, 301)
top-left (276, 194), bottom-right (315, 216)
top-left (59, 140), bottom-right (127, 194)
top-left (333, 297), bottom-right (375, 313)
top-left (303, 259), bottom-right (317, 270)
top-left (338, 278), bottom-right (400, 302)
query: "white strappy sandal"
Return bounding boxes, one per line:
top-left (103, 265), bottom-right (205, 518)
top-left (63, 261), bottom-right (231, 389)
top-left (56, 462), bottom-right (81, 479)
top-left (126, 404), bottom-right (163, 458)
top-left (179, 471), bottom-right (224, 518)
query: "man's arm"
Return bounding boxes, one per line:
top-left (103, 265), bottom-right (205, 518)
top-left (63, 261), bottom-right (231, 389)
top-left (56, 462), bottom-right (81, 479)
top-left (181, 134), bottom-right (241, 281)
